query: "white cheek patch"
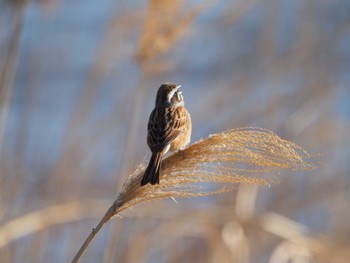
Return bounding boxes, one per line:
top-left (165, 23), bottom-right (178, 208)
top-left (167, 89), bottom-right (178, 103)
top-left (179, 93), bottom-right (184, 102)
top-left (178, 91), bottom-right (184, 101)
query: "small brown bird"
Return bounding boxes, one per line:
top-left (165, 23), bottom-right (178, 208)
top-left (141, 83), bottom-right (192, 186)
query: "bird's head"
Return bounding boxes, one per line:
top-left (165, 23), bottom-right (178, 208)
top-left (155, 83), bottom-right (184, 108)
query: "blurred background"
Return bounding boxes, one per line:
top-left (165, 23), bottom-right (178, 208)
top-left (1, 0), bottom-right (350, 262)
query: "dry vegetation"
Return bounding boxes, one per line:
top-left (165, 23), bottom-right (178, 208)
top-left (72, 127), bottom-right (315, 262)
top-left (1, 0), bottom-right (349, 263)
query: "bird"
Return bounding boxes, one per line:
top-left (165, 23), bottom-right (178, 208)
top-left (141, 83), bottom-right (192, 186)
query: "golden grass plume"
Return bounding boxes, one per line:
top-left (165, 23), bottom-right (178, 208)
top-left (72, 127), bottom-right (315, 262)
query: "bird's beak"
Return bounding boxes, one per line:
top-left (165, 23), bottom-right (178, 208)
top-left (176, 85), bottom-right (182, 90)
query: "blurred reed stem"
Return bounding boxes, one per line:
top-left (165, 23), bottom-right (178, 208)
top-left (0, 2), bottom-right (26, 155)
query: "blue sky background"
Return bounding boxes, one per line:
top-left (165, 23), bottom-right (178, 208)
top-left (1, 0), bottom-right (350, 262)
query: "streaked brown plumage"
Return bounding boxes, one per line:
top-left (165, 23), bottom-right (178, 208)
top-left (141, 83), bottom-right (192, 186)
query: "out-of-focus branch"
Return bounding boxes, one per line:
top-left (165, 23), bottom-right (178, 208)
top-left (261, 212), bottom-right (350, 262)
top-left (0, 199), bottom-right (109, 249)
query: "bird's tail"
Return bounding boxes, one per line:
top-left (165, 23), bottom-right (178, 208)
top-left (141, 152), bottom-right (163, 186)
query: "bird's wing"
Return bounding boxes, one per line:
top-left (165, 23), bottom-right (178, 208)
top-left (147, 107), bottom-right (188, 152)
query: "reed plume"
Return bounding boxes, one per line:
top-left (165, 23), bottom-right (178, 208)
top-left (72, 127), bottom-right (315, 262)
